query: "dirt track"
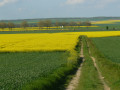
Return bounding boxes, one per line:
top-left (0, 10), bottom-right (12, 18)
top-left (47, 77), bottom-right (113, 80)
top-left (66, 43), bottom-right (84, 90)
top-left (87, 41), bottom-right (110, 90)
top-left (66, 38), bottom-right (110, 90)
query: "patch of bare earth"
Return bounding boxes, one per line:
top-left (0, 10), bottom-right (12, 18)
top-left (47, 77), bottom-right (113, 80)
top-left (66, 43), bottom-right (84, 90)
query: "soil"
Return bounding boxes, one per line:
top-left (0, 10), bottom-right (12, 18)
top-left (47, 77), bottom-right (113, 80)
top-left (66, 43), bottom-right (84, 90)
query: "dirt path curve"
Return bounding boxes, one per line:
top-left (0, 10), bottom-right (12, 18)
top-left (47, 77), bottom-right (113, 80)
top-left (66, 43), bottom-right (84, 90)
top-left (87, 41), bottom-right (110, 90)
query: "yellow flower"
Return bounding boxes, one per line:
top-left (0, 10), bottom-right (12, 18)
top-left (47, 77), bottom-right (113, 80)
top-left (0, 31), bottom-right (120, 52)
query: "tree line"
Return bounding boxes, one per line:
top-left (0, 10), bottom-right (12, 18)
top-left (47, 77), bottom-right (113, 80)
top-left (0, 20), bottom-right (92, 30)
top-left (0, 21), bottom-right (28, 30)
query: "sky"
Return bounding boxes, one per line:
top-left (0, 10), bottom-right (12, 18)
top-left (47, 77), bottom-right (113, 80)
top-left (0, 0), bottom-right (120, 20)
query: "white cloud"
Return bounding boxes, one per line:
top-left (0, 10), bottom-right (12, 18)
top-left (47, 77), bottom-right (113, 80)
top-left (66, 0), bottom-right (85, 5)
top-left (65, 0), bottom-right (118, 7)
top-left (0, 0), bottom-right (18, 7)
top-left (18, 8), bottom-right (22, 11)
top-left (95, 0), bottom-right (117, 8)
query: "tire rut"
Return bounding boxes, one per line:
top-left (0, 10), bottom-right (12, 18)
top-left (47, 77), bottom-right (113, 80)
top-left (66, 43), bottom-right (84, 90)
top-left (87, 41), bottom-right (110, 90)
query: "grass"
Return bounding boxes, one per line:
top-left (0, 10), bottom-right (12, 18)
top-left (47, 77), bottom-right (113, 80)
top-left (0, 51), bottom-right (69, 90)
top-left (91, 37), bottom-right (120, 63)
top-left (87, 36), bottom-right (120, 90)
top-left (75, 36), bottom-right (103, 90)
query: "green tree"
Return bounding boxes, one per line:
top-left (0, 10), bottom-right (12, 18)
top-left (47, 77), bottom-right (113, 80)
top-left (106, 26), bottom-right (109, 30)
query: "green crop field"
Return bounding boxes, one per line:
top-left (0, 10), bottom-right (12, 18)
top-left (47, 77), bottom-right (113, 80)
top-left (0, 51), bottom-right (69, 90)
top-left (91, 36), bottom-right (120, 63)
top-left (88, 36), bottom-right (120, 90)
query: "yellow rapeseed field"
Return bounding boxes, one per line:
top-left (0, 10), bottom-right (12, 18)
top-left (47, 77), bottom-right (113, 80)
top-left (0, 31), bottom-right (120, 52)
top-left (0, 33), bottom-right (78, 52)
top-left (92, 20), bottom-right (120, 24)
top-left (66, 26), bottom-right (99, 27)
top-left (0, 27), bottom-right (69, 31)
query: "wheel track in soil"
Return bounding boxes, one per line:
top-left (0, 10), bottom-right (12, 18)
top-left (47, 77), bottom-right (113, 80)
top-left (66, 42), bottom-right (84, 90)
top-left (66, 37), bottom-right (110, 90)
top-left (86, 40), bottom-right (110, 90)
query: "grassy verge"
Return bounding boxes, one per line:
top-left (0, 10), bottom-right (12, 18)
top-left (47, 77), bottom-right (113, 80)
top-left (75, 36), bottom-right (103, 90)
top-left (87, 36), bottom-right (120, 90)
top-left (22, 37), bottom-right (82, 90)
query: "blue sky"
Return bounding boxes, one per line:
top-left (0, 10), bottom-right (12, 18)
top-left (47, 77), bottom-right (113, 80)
top-left (0, 0), bottom-right (120, 20)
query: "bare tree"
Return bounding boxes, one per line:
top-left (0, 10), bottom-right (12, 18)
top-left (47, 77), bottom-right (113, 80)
top-left (38, 21), bottom-right (45, 29)
top-left (0, 22), bottom-right (7, 30)
top-left (85, 21), bottom-right (91, 26)
top-left (44, 20), bottom-right (52, 28)
top-left (61, 22), bottom-right (68, 26)
top-left (21, 21), bottom-right (28, 29)
top-left (69, 21), bottom-right (76, 26)
top-left (8, 22), bottom-right (15, 30)
top-left (78, 21), bottom-right (91, 26)
top-left (55, 21), bottom-right (60, 28)
top-left (77, 21), bottom-right (81, 26)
